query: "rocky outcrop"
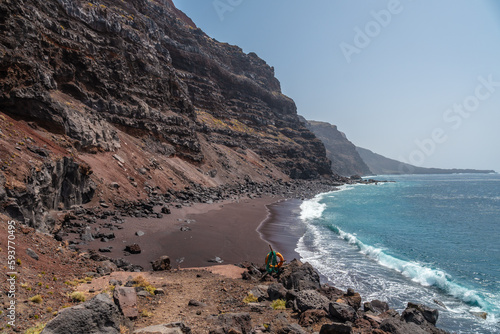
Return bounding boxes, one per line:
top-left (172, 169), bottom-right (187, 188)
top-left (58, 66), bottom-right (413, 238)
top-left (41, 293), bottom-right (124, 334)
top-left (0, 0), bottom-right (331, 177)
top-left (241, 261), bottom-right (450, 334)
top-left (3, 157), bottom-right (95, 232)
top-left (113, 286), bottom-right (139, 319)
top-left (305, 120), bottom-right (372, 176)
top-left (0, 0), bottom-right (339, 231)
top-left (278, 259), bottom-right (321, 291)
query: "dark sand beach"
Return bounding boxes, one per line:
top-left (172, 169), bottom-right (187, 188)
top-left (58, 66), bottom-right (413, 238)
top-left (257, 198), bottom-right (304, 263)
top-left (76, 196), bottom-right (299, 269)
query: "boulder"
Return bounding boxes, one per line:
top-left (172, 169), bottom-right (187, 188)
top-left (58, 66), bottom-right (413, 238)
top-left (319, 323), bottom-right (353, 334)
top-left (364, 300), bottom-right (389, 314)
top-left (97, 260), bottom-right (118, 275)
top-left (211, 313), bottom-right (252, 334)
top-left (299, 309), bottom-right (328, 327)
top-left (278, 259), bottom-right (321, 292)
top-left (402, 302), bottom-right (439, 326)
top-left (249, 285), bottom-right (269, 301)
top-left (380, 317), bottom-right (428, 334)
top-left (342, 289), bottom-right (362, 310)
top-left (41, 293), bottom-right (123, 334)
top-left (269, 312), bottom-right (298, 334)
top-left (328, 302), bottom-right (358, 322)
top-left (80, 226), bottom-right (94, 242)
top-left (276, 323), bottom-right (307, 334)
top-left (267, 283), bottom-right (287, 301)
top-left (152, 256), bottom-right (171, 271)
top-left (112, 258), bottom-right (132, 269)
top-left (124, 244), bottom-right (141, 254)
top-left (188, 299), bottom-right (207, 307)
top-left (295, 290), bottom-right (330, 313)
top-left (26, 248), bottom-right (39, 260)
top-left (113, 286), bottom-right (138, 319)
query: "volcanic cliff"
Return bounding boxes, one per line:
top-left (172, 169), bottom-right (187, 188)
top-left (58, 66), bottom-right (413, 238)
top-left (305, 120), bottom-right (372, 177)
top-left (0, 0), bottom-right (336, 231)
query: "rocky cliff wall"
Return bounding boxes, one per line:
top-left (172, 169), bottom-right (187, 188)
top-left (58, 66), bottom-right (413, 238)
top-left (0, 0), bottom-right (331, 177)
top-left (0, 0), bottom-right (334, 230)
top-left (305, 120), bottom-right (372, 176)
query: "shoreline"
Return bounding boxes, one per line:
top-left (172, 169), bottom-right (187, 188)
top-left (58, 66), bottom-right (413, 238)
top-left (73, 196), bottom-right (286, 270)
top-left (257, 198), bottom-right (304, 264)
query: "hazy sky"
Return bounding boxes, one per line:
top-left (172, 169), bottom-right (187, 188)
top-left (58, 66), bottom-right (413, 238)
top-left (175, 0), bottom-right (500, 171)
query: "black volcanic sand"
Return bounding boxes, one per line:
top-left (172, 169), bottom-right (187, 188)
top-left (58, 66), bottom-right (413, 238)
top-left (257, 198), bottom-right (305, 263)
top-left (75, 197), bottom-right (287, 269)
top-left (73, 196), bottom-right (311, 271)
top-left (160, 197), bottom-right (278, 268)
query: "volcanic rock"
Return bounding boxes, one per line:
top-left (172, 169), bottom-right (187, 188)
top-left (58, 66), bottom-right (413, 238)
top-left (41, 293), bottom-right (123, 334)
top-left (124, 244), bottom-right (141, 254)
top-left (152, 256), bottom-right (171, 271)
top-left (113, 286), bottom-right (139, 319)
top-left (278, 259), bottom-right (320, 291)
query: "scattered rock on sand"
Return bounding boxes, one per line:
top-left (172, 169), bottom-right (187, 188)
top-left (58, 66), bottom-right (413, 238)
top-left (97, 260), bottom-right (118, 275)
top-left (152, 255), bottom-right (171, 271)
top-left (26, 248), bottom-right (39, 260)
top-left (125, 244), bottom-right (142, 254)
top-left (188, 299), bottom-right (207, 307)
top-left (208, 256), bottom-right (223, 264)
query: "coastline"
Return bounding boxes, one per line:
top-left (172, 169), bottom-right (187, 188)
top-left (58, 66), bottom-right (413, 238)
top-left (74, 196), bottom-right (285, 269)
top-left (257, 198), bottom-right (304, 264)
top-left (161, 196), bottom-right (280, 268)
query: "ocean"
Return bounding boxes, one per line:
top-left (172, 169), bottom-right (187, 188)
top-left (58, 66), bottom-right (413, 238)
top-left (295, 173), bottom-right (500, 334)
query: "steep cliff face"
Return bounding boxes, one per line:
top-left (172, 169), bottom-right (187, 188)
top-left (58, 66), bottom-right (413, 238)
top-left (305, 120), bottom-right (372, 176)
top-left (0, 0), bottom-right (333, 229)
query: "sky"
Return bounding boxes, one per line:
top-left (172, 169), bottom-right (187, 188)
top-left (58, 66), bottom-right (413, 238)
top-left (174, 0), bottom-right (500, 171)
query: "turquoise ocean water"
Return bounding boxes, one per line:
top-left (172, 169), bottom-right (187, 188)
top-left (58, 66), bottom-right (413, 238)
top-left (296, 174), bottom-right (500, 333)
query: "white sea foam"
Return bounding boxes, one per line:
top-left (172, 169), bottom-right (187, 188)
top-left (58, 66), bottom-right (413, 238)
top-left (334, 225), bottom-right (491, 309)
top-left (299, 194), bottom-right (327, 222)
top-left (295, 175), bottom-right (500, 333)
top-left (296, 223), bottom-right (500, 333)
